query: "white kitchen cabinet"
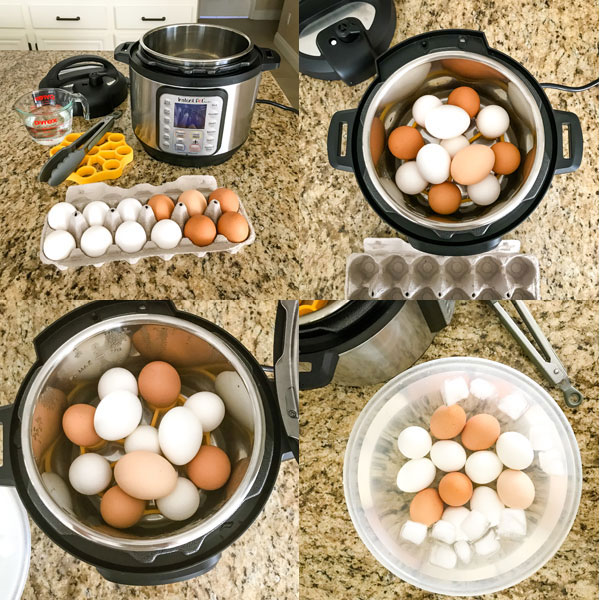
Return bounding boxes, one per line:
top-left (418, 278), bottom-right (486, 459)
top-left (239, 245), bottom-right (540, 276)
top-left (35, 32), bottom-right (113, 50)
top-left (1, 4), bottom-right (26, 27)
top-left (29, 5), bottom-right (109, 29)
top-left (115, 5), bottom-right (195, 30)
top-left (0, 30), bottom-right (29, 49)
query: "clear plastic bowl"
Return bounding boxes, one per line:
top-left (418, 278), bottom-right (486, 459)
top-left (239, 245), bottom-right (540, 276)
top-left (343, 357), bottom-right (582, 596)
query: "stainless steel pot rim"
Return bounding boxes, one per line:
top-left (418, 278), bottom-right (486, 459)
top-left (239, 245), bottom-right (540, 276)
top-left (20, 314), bottom-right (267, 552)
top-left (140, 23), bottom-right (254, 68)
top-left (361, 51), bottom-right (546, 232)
top-left (298, 300), bottom-right (350, 325)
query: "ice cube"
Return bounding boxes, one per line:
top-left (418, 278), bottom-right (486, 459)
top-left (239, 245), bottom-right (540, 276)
top-left (431, 520), bottom-right (456, 544)
top-left (470, 378), bottom-right (496, 401)
top-left (474, 530), bottom-right (500, 557)
top-left (442, 506), bottom-right (470, 541)
top-left (539, 448), bottom-right (566, 475)
top-left (460, 510), bottom-right (489, 542)
top-left (429, 543), bottom-right (457, 569)
top-left (400, 520), bottom-right (428, 545)
top-left (442, 377), bottom-right (469, 406)
top-left (498, 508), bottom-right (527, 539)
top-left (454, 540), bottom-right (472, 564)
top-left (529, 425), bottom-right (554, 452)
top-left (498, 392), bottom-right (528, 420)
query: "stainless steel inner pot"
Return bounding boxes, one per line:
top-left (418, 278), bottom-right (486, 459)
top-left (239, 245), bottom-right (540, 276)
top-left (363, 51), bottom-right (545, 231)
top-left (20, 314), bottom-right (266, 552)
top-left (140, 24), bottom-right (253, 67)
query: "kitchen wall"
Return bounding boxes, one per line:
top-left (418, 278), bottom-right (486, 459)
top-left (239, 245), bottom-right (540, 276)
top-left (251, 0), bottom-right (284, 20)
top-left (274, 0), bottom-right (298, 71)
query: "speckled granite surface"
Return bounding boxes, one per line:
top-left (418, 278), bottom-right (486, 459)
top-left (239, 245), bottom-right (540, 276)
top-left (300, 301), bottom-right (598, 599)
top-left (299, 0), bottom-right (599, 300)
top-left (0, 301), bottom-right (298, 600)
top-left (0, 52), bottom-right (299, 300)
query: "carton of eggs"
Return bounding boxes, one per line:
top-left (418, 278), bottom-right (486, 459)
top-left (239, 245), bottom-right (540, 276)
top-left (40, 175), bottom-right (256, 270)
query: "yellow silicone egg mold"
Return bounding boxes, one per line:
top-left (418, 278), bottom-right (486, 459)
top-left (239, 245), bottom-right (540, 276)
top-left (49, 132), bottom-right (134, 184)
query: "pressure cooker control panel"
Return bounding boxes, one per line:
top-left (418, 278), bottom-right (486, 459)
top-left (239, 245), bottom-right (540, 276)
top-left (157, 88), bottom-right (227, 156)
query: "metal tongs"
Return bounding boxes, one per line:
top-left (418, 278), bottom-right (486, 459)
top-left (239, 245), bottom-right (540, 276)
top-left (487, 300), bottom-right (583, 408)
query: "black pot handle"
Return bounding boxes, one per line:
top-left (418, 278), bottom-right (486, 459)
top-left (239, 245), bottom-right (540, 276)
top-left (257, 46), bottom-right (280, 72)
top-left (0, 403), bottom-right (15, 486)
top-left (553, 110), bottom-right (583, 174)
top-left (114, 41), bottom-right (134, 65)
top-left (298, 349), bottom-right (340, 390)
top-left (328, 108), bottom-right (356, 172)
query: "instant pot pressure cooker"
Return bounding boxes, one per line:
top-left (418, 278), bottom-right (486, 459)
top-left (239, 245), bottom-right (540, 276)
top-left (328, 30), bottom-right (583, 255)
top-left (115, 24), bottom-right (280, 166)
top-left (299, 0), bottom-right (396, 85)
top-left (299, 300), bottom-right (454, 388)
top-left (0, 300), bottom-right (297, 585)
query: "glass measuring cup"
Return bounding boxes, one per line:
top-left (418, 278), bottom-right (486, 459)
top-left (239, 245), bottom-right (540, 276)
top-left (13, 88), bottom-right (90, 146)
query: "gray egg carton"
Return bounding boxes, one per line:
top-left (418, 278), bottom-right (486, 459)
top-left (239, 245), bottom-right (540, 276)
top-left (346, 239), bottom-right (539, 300)
top-left (40, 175), bottom-right (255, 270)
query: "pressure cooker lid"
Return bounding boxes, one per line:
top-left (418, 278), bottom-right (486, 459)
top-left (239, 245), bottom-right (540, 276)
top-left (140, 23), bottom-right (253, 68)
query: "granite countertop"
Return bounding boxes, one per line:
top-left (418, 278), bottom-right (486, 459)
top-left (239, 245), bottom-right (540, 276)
top-left (0, 300), bottom-right (298, 600)
top-left (300, 301), bottom-right (598, 599)
top-left (299, 0), bottom-right (599, 300)
top-left (0, 51), bottom-right (299, 301)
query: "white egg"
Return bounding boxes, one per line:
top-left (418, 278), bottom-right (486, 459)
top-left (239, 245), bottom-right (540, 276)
top-left (150, 219), bottom-right (182, 250)
top-left (412, 95), bottom-right (442, 127)
top-left (98, 367), bottom-right (138, 399)
top-left (115, 221), bottom-right (147, 253)
top-left (470, 486), bottom-right (504, 527)
top-left (495, 431), bottom-right (534, 470)
top-left (47, 202), bottom-right (76, 230)
top-left (430, 440), bottom-right (466, 472)
top-left (82, 201), bottom-right (110, 226)
top-left (156, 477), bottom-right (200, 520)
top-left (215, 371), bottom-right (254, 432)
top-left (395, 161), bottom-right (428, 194)
top-left (185, 392), bottom-right (226, 433)
top-left (396, 457), bottom-right (436, 493)
top-left (396, 426), bottom-right (432, 459)
top-left (468, 174), bottom-right (501, 206)
top-left (158, 406), bottom-right (203, 465)
top-left (416, 143), bottom-right (451, 184)
top-left (94, 390), bottom-right (142, 441)
top-left (80, 225), bottom-right (112, 257)
top-left (124, 425), bottom-right (161, 454)
top-left (465, 450), bottom-right (503, 484)
top-left (117, 197), bottom-right (143, 222)
top-left (68, 453), bottom-right (112, 495)
top-left (41, 472), bottom-right (73, 510)
top-left (425, 105), bottom-right (471, 139)
top-left (476, 105), bottom-right (510, 139)
top-left (43, 230), bottom-right (76, 261)
top-left (440, 135), bottom-right (470, 158)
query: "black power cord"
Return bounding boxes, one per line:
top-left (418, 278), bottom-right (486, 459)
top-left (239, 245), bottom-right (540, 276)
top-left (256, 98), bottom-right (299, 115)
top-left (540, 78), bottom-right (599, 92)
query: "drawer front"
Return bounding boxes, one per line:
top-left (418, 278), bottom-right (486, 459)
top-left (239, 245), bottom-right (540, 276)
top-left (0, 31), bottom-right (29, 50)
top-left (115, 5), bottom-right (194, 29)
top-left (35, 33), bottom-right (113, 50)
top-left (1, 4), bottom-right (25, 28)
top-left (29, 5), bottom-right (108, 29)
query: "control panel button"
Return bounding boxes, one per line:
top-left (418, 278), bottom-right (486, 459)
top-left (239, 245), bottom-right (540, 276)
top-left (190, 144), bottom-right (201, 153)
top-left (206, 136), bottom-right (215, 142)
top-left (204, 145), bottom-right (215, 152)
top-left (163, 108), bottom-right (170, 115)
top-left (175, 143), bottom-right (185, 152)
top-left (164, 99), bottom-right (171, 106)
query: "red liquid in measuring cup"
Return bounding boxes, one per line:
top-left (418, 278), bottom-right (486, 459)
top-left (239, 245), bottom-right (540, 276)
top-left (24, 104), bottom-right (72, 143)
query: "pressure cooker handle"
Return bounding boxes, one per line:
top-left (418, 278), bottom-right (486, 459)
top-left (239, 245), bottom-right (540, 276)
top-left (553, 110), bottom-right (583, 174)
top-left (114, 41), bottom-right (134, 65)
top-left (257, 46), bottom-right (280, 72)
top-left (43, 55), bottom-right (120, 83)
top-left (298, 349), bottom-right (340, 390)
top-left (328, 109), bottom-right (356, 172)
top-left (33, 301), bottom-right (179, 361)
top-left (0, 403), bottom-right (15, 486)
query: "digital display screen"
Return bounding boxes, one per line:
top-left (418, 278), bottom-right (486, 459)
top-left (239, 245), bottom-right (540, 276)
top-left (174, 103), bottom-right (207, 129)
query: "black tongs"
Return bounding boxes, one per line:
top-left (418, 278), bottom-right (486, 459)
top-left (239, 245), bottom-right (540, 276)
top-left (38, 110), bottom-right (122, 187)
top-left (487, 300), bottom-right (583, 408)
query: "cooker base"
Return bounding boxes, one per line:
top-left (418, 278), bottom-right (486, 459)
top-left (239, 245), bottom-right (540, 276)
top-left (407, 235), bottom-right (502, 256)
top-left (139, 140), bottom-right (243, 167)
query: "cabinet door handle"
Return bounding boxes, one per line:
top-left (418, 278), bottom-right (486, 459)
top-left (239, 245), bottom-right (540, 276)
top-left (56, 16), bottom-right (81, 21)
top-left (141, 16), bottom-right (166, 21)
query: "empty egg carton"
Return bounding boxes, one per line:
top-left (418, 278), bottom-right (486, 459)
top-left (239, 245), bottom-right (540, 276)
top-left (346, 239), bottom-right (539, 300)
top-left (40, 175), bottom-right (255, 270)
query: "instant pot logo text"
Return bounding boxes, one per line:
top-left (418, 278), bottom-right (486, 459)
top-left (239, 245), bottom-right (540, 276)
top-left (177, 96), bottom-right (206, 104)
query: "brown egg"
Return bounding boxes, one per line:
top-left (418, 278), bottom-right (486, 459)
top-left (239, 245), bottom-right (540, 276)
top-left (100, 485), bottom-right (146, 529)
top-left (492, 141), bottom-right (521, 175)
top-left (147, 194), bottom-right (175, 221)
top-left (428, 182), bottom-right (462, 215)
top-left (430, 404), bottom-right (467, 439)
top-left (410, 488), bottom-right (444, 526)
top-left (62, 404), bottom-right (102, 447)
top-left (438, 472), bottom-right (473, 506)
top-left (178, 189), bottom-right (207, 216)
top-left (461, 414), bottom-right (500, 450)
top-left (451, 144), bottom-right (495, 185)
top-left (442, 59), bottom-right (504, 81)
top-left (370, 116), bottom-right (385, 164)
top-left (217, 212), bottom-right (249, 243)
top-left (138, 361), bottom-right (181, 408)
top-left (209, 188), bottom-right (240, 213)
top-left (448, 86), bottom-right (480, 118)
top-left (184, 215), bottom-right (217, 246)
top-left (187, 445), bottom-right (231, 491)
top-left (114, 451), bottom-right (178, 500)
top-left (387, 126), bottom-right (425, 160)
top-left (496, 469), bottom-right (535, 509)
